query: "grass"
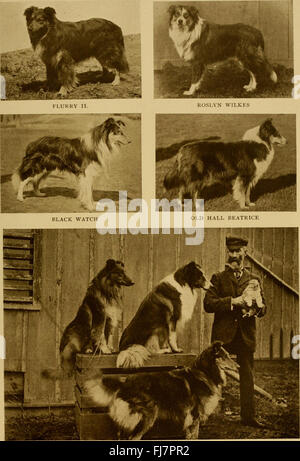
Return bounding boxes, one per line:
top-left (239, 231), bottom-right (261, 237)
top-left (5, 359), bottom-right (298, 440)
top-left (156, 114), bottom-right (296, 212)
top-left (1, 35), bottom-right (141, 100)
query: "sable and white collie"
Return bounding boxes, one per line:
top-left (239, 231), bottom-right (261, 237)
top-left (24, 6), bottom-right (129, 95)
top-left (85, 341), bottom-right (239, 440)
top-left (163, 119), bottom-right (286, 209)
top-left (117, 261), bottom-right (211, 368)
top-left (11, 118), bottom-right (130, 211)
top-left (168, 5), bottom-right (278, 96)
top-left (43, 259), bottom-right (134, 378)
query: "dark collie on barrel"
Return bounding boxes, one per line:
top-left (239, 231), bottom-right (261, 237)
top-left (24, 6), bottom-right (129, 95)
top-left (43, 259), bottom-right (134, 378)
top-left (11, 117), bottom-right (131, 212)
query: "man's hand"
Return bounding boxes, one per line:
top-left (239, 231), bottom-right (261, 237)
top-left (232, 296), bottom-right (245, 307)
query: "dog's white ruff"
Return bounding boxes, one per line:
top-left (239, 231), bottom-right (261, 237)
top-left (162, 274), bottom-right (198, 323)
top-left (169, 18), bottom-right (204, 62)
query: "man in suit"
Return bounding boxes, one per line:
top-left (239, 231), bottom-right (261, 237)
top-left (204, 235), bottom-right (267, 427)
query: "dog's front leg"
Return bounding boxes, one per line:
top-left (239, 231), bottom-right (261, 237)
top-left (78, 173), bottom-right (95, 212)
top-left (245, 184), bottom-right (255, 207)
top-left (169, 321), bottom-right (183, 353)
top-left (104, 317), bottom-right (115, 353)
top-left (46, 63), bottom-right (60, 91)
top-left (55, 50), bottom-right (78, 97)
top-left (184, 63), bottom-right (204, 96)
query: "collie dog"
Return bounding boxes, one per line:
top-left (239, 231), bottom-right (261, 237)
top-left (163, 119), bottom-right (286, 209)
top-left (117, 261), bottom-right (211, 368)
top-left (43, 259), bottom-right (134, 378)
top-left (85, 341), bottom-right (239, 440)
top-left (24, 6), bottom-right (129, 96)
top-left (11, 118), bottom-right (130, 212)
top-left (168, 5), bottom-right (278, 96)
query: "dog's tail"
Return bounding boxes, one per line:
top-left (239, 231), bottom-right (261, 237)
top-left (163, 159), bottom-right (183, 191)
top-left (11, 170), bottom-right (21, 193)
top-left (117, 345), bottom-right (151, 368)
top-left (84, 372), bottom-right (122, 407)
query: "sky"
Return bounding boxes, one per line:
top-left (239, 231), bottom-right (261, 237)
top-left (0, 0), bottom-right (140, 53)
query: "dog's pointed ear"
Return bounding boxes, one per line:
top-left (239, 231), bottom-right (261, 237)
top-left (168, 5), bottom-right (176, 17)
top-left (262, 118), bottom-right (273, 126)
top-left (117, 120), bottom-right (125, 127)
top-left (44, 7), bottom-right (56, 21)
top-left (24, 6), bottom-right (37, 20)
top-left (106, 259), bottom-right (116, 269)
top-left (189, 6), bottom-right (200, 20)
top-left (104, 117), bottom-right (116, 129)
top-left (212, 341), bottom-right (223, 355)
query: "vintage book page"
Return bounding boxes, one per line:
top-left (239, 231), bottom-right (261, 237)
top-left (0, 0), bottom-right (299, 444)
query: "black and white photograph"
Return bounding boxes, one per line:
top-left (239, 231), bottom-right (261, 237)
top-left (0, 0), bottom-right (141, 100)
top-left (1, 113), bottom-right (141, 212)
top-left (156, 114), bottom-right (296, 211)
top-left (3, 228), bottom-right (299, 440)
top-left (154, 1), bottom-right (294, 98)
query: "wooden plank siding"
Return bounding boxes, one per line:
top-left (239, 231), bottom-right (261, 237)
top-left (154, 1), bottom-right (293, 70)
top-left (4, 228), bottom-right (299, 405)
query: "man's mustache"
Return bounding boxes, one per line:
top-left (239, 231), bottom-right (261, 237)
top-left (228, 256), bottom-right (242, 263)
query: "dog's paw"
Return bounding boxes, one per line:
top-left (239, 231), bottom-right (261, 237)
top-left (100, 345), bottom-right (113, 354)
top-left (183, 90), bottom-right (194, 96)
top-left (17, 195), bottom-right (24, 202)
top-left (34, 190), bottom-right (46, 197)
top-left (243, 84), bottom-right (255, 93)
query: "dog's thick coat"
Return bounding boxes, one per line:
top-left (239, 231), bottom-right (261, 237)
top-left (24, 6), bottom-right (129, 95)
top-left (85, 341), bottom-right (239, 440)
top-left (168, 5), bottom-right (277, 96)
top-left (44, 259), bottom-right (134, 377)
top-left (11, 117), bottom-right (130, 211)
top-left (117, 262), bottom-right (210, 368)
top-left (163, 119), bottom-right (286, 209)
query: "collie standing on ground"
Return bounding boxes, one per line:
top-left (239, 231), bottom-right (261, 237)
top-left (163, 119), bottom-right (286, 209)
top-left (11, 117), bottom-right (131, 212)
top-left (168, 5), bottom-right (278, 96)
top-left (24, 6), bottom-right (130, 96)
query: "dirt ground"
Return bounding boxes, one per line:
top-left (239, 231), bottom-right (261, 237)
top-left (1, 35), bottom-right (141, 100)
top-left (156, 114), bottom-right (296, 212)
top-left (1, 114), bottom-right (141, 213)
top-left (5, 360), bottom-right (299, 440)
top-left (154, 61), bottom-right (293, 98)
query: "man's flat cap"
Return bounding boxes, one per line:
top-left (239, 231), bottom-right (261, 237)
top-left (226, 235), bottom-right (248, 250)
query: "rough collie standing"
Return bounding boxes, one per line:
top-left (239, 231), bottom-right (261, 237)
top-left (85, 341), bottom-right (239, 440)
top-left (11, 118), bottom-right (130, 211)
top-left (43, 259), bottom-right (134, 378)
top-left (24, 6), bottom-right (129, 95)
top-left (117, 261), bottom-right (211, 368)
top-left (163, 119), bottom-right (286, 209)
top-left (168, 5), bottom-right (278, 96)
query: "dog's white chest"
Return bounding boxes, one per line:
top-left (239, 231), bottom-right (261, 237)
top-left (253, 147), bottom-right (274, 183)
top-left (163, 275), bottom-right (198, 323)
top-left (202, 392), bottom-right (221, 418)
top-left (34, 42), bottom-right (45, 60)
top-left (179, 286), bottom-right (198, 322)
top-left (169, 20), bottom-right (203, 61)
top-left (105, 303), bottom-right (121, 328)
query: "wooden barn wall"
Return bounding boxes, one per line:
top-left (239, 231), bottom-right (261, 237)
top-left (154, 1), bottom-right (294, 69)
top-left (4, 228), bottom-right (299, 405)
